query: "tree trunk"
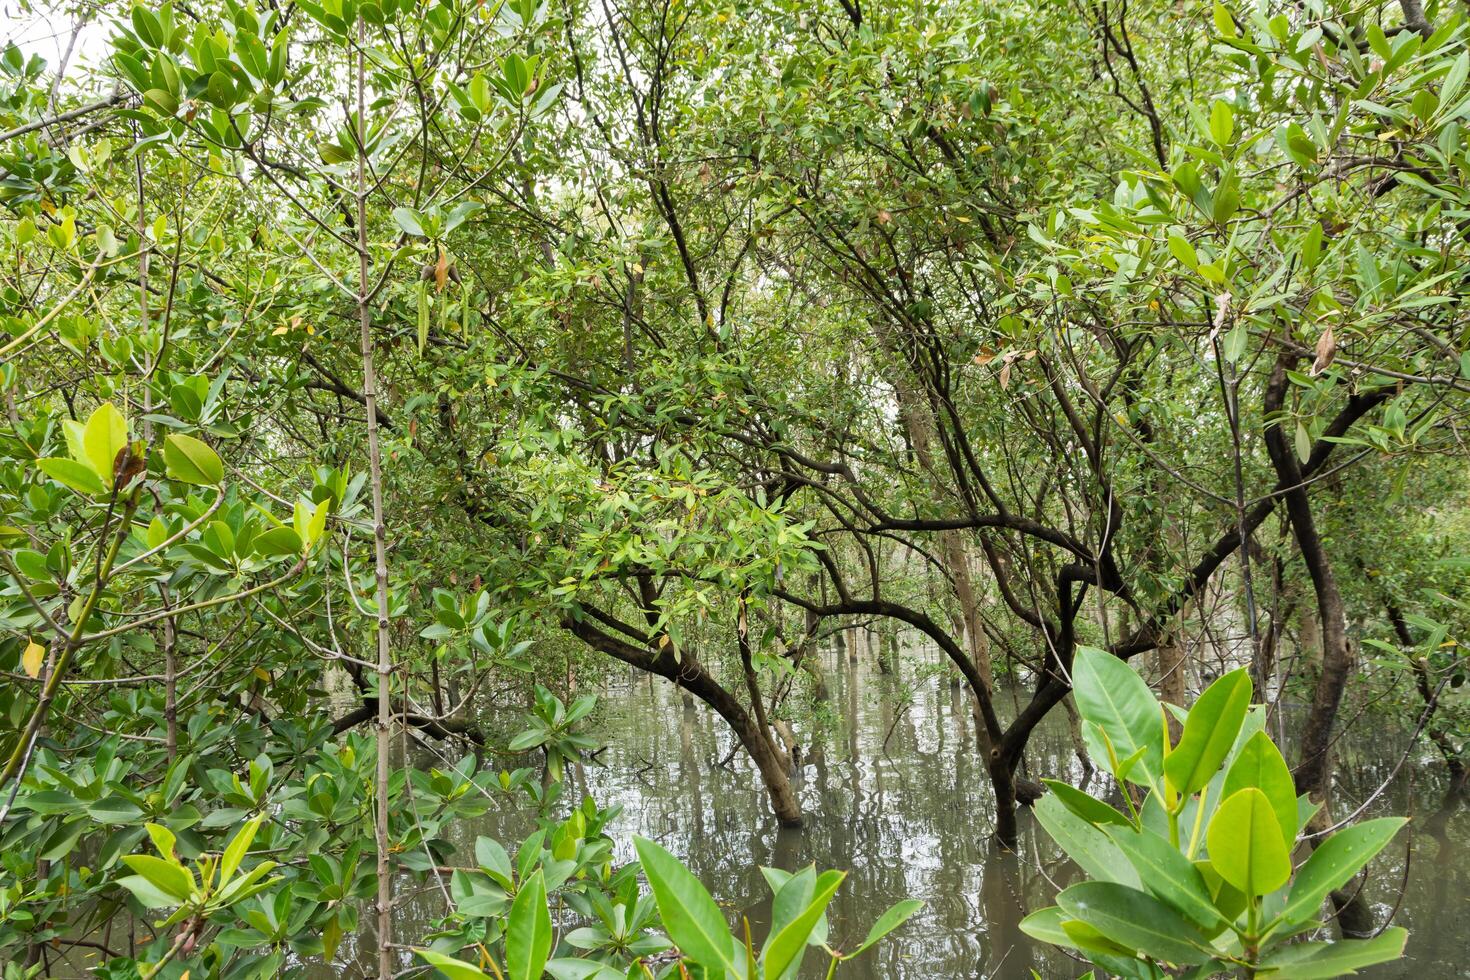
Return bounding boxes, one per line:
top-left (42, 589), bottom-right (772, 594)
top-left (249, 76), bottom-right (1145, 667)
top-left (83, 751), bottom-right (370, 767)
top-left (1264, 357), bottom-right (1349, 800)
top-left (567, 615), bottom-right (803, 826)
top-left (1264, 354), bottom-right (1373, 938)
top-left (988, 749), bottom-right (1020, 849)
top-left (1157, 637), bottom-right (1186, 741)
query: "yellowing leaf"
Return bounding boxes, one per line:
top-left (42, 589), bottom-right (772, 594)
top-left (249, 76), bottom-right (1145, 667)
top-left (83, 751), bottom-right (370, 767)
top-left (81, 403), bottom-right (128, 487)
top-left (22, 639), bottom-right (44, 678)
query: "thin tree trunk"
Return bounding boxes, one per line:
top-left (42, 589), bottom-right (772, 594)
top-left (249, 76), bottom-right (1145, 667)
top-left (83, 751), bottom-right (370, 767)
top-left (355, 27), bottom-right (395, 976)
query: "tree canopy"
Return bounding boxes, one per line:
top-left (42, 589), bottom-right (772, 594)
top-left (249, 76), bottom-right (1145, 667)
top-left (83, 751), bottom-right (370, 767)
top-left (1, 0), bottom-right (1468, 975)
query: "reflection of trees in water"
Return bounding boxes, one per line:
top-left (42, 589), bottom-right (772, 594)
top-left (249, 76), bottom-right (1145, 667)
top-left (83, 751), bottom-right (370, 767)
top-left (1325, 728), bottom-right (1469, 977)
top-left (346, 647), bottom-right (1469, 977)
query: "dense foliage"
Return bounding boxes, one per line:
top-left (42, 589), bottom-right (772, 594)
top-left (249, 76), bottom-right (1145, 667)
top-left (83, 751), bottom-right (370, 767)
top-left (1, 0), bottom-right (1467, 975)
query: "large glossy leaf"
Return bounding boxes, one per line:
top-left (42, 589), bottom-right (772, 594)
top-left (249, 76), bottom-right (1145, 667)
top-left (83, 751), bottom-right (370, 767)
top-left (1164, 668), bottom-right (1252, 797)
top-left (762, 868), bottom-right (844, 980)
top-left (120, 854), bottom-right (194, 902)
top-left (117, 873), bottom-right (181, 909)
top-left (505, 869), bottom-right (551, 980)
top-left (1018, 906), bottom-right (1074, 948)
top-left (1275, 818), bottom-right (1406, 927)
top-left (1207, 788), bottom-right (1291, 896)
top-left (36, 457), bottom-right (106, 496)
top-left (1060, 919), bottom-right (1137, 958)
top-left (634, 836), bottom-right (737, 975)
top-left (1256, 927), bottom-right (1408, 978)
top-left (163, 433), bottom-right (224, 485)
top-left (1072, 646), bottom-right (1163, 788)
top-left (1222, 731), bottom-right (1296, 851)
top-left (1104, 826), bottom-right (1223, 931)
top-left (81, 402), bottom-right (128, 486)
top-left (1034, 793), bottom-right (1140, 887)
top-left (763, 865), bottom-right (815, 938)
top-left (1042, 779), bottom-right (1131, 827)
top-left (1056, 881), bottom-right (1214, 965)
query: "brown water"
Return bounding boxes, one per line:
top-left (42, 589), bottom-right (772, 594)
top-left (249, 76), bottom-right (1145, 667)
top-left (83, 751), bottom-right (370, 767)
top-left (365, 645), bottom-right (1470, 979)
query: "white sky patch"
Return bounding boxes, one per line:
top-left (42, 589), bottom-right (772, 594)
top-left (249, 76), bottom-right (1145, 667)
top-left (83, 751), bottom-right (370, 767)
top-left (1, 2), bottom-right (116, 93)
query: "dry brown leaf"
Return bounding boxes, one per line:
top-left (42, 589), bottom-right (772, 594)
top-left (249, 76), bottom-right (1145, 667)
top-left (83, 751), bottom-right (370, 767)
top-left (434, 250), bottom-right (450, 292)
top-left (1310, 322), bottom-right (1336, 376)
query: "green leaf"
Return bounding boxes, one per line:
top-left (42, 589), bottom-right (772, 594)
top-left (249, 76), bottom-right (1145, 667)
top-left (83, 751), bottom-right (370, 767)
top-left (319, 140), bottom-right (353, 164)
top-left (1103, 826), bottom-right (1223, 932)
top-left (1033, 793), bottom-right (1140, 887)
top-left (762, 869), bottom-right (844, 979)
top-left (476, 836), bottom-right (514, 889)
top-left (418, 280), bottom-right (431, 355)
top-left (1072, 646), bottom-right (1163, 789)
top-left (1165, 668), bottom-right (1252, 797)
top-left (1209, 99), bottom-right (1235, 146)
top-left (1168, 234), bottom-right (1199, 269)
top-left (851, 898), bottom-right (924, 956)
top-left (505, 869), bottom-right (551, 980)
top-left (1060, 918), bottom-right (1137, 958)
top-left (144, 823), bottom-right (177, 859)
top-left (1255, 927), bottom-right (1408, 977)
top-left (143, 88), bottom-right (179, 116)
top-left (82, 402), bottom-right (128, 485)
top-left (1041, 779), bottom-right (1131, 827)
top-left (1212, 2), bottom-right (1236, 37)
top-left (220, 815), bottom-right (263, 884)
top-left (206, 70), bottom-right (235, 107)
top-left (392, 207), bottom-right (426, 237)
top-left (1018, 906), bottom-right (1075, 948)
top-left (1212, 182), bottom-right (1240, 224)
top-left (117, 873), bottom-right (181, 909)
top-left (1056, 881), bottom-right (1213, 965)
top-left (36, 457), bottom-right (108, 496)
top-left (544, 961), bottom-right (624, 980)
top-left (131, 6), bottom-right (163, 46)
top-left (120, 854), bottom-right (194, 902)
top-left (633, 836), bottom-right (737, 975)
top-left (1207, 788), bottom-right (1291, 896)
top-left (762, 866), bottom-right (820, 945)
top-left (415, 949), bottom-right (490, 979)
top-left (1222, 731), bottom-right (1296, 851)
top-left (253, 525), bottom-right (304, 557)
top-left (1222, 321), bottom-right (1248, 363)
top-left (163, 433), bottom-right (224, 485)
top-left (1275, 818), bottom-right (1406, 927)
top-left (86, 796), bottom-right (144, 823)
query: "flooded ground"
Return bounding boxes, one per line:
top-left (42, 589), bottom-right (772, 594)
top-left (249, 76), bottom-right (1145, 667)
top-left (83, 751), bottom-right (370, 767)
top-left (344, 645), bottom-right (1469, 978)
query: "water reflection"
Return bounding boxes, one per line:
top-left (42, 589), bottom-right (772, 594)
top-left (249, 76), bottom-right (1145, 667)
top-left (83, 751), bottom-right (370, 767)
top-left (376, 647), bottom-right (1466, 978)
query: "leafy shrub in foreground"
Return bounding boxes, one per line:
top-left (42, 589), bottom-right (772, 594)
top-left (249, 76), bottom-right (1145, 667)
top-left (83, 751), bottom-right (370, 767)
top-left (1022, 648), bottom-right (1406, 979)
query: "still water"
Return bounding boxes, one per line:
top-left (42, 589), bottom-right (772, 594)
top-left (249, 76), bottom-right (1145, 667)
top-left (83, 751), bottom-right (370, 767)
top-left (373, 646), bottom-right (1468, 978)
